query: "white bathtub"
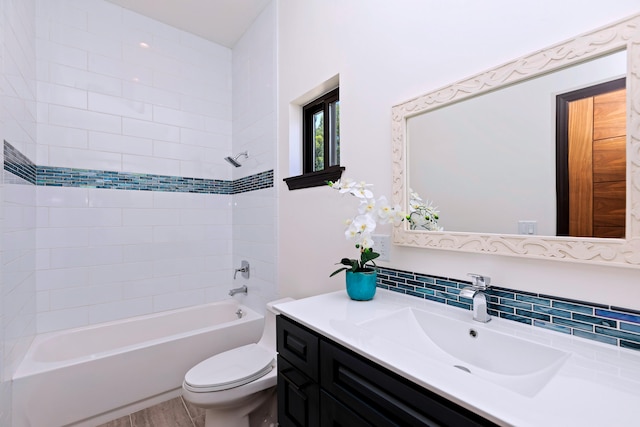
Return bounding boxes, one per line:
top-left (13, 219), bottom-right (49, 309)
top-left (12, 300), bottom-right (264, 427)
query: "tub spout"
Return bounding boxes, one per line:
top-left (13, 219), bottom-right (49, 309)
top-left (229, 285), bottom-right (248, 296)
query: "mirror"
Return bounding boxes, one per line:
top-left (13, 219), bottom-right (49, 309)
top-left (407, 51), bottom-right (626, 236)
top-left (392, 14), bottom-right (640, 268)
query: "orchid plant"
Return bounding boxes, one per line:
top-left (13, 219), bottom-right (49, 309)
top-left (328, 179), bottom-right (405, 277)
top-left (407, 189), bottom-right (442, 231)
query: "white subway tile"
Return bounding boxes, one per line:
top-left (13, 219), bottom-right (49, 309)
top-left (88, 53), bottom-right (153, 86)
top-left (89, 226), bottom-right (153, 246)
top-left (122, 80), bottom-right (180, 109)
top-left (181, 96), bottom-right (230, 120)
top-left (37, 227), bottom-right (89, 248)
top-left (36, 101), bottom-right (49, 124)
top-left (153, 140), bottom-right (208, 162)
top-left (89, 261), bottom-right (153, 285)
top-left (37, 39), bottom-right (87, 70)
top-left (37, 123), bottom-right (88, 147)
top-left (37, 307), bottom-right (88, 333)
top-left (49, 246), bottom-right (123, 269)
top-left (36, 143), bottom-right (50, 165)
top-left (153, 225), bottom-right (207, 243)
top-left (122, 276), bottom-right (180, 299)
top-left (49, 104), bottom-right (122, 133)
top-left (37, 291), bottom-right (50, 312)
top-left (122, 44), bottom-right (181, 76)
top-left (152, 191), bottom-right (206, 209)
top-left (88, 298), bottom-right (153, 325)
top-left (87, 188), bottom-right (153, 208)
top-left (153, 256), bottom-right (205, 277)
top-left (88, 132), bottom-right (152, 156)
top-left (48, 146), bottom-right (123, 170)
top-left (180, 160), bottom-right (225, 180)
top-left (37, 186), bottom-right (89, 207)
top-left (48, 207), bottom-right (121, 227)
top-left (49, 63), bottom-right (122, 96)
top-left (36, 266), bottom-right (90, 291)
top-left (179, 209), bottom-right (227, 226)
top-left (37, 81), bottom-right (87, 109)
top-left (89, 92), bottom-right (152, 121)
top-left (181, 127), bottom-right (230, 148)
top-left (49, 22), bottom-right (121, 59)
top-left (204, 225), bottom-right (233, 241)
top-left (152, 105), bottom-right (204, 130)
top-left (49, 283), bottom-right (122, 310)
top-left (35, 249), bottom-right (51, 270)
top-left (121, 154), bottom-right (180, 176)
top-left (122, 117), bottom-right (179, 142)
top-left (153, 289), bottom-right (205, 312)
top-left (122, 208), bottom-right (179, 226)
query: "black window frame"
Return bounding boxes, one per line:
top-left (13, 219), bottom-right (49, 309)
top-left (284, 88), bottom-right (344, 190)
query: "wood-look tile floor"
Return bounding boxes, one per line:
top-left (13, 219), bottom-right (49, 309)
top-left (97, 397), bottom-right (205, 427)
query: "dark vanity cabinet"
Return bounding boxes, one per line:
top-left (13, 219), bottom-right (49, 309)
top-left (277, 314), bottom-right (497, 427)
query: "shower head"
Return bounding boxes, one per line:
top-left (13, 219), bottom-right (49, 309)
top-left (224, 151), bottom-right (248, 167)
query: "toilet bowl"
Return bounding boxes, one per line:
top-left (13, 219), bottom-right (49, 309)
top-left (182, 297), bottom-right (293, 427)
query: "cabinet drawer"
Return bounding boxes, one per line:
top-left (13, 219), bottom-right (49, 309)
top-left (320, 340), bottom-right (496, 427)
top-left (278, 356), bottom-right (320, 427)
top-left (277, 315), bottom-right (319, 381)
top-left (320, 390), bottom-right (371, 427)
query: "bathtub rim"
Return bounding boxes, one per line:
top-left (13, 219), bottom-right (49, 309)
top-left (13, 299), bottom-right (262, 379)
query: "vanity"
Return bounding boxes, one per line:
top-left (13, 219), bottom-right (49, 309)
top-left (274, 290), bottom-right (640, 426)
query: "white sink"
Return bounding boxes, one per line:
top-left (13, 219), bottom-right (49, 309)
top-left (358, 307), bottom-right (569, 397)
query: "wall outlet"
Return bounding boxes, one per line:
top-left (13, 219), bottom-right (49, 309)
top-left (518, 220), bottom-right (537, 235)
top-left (372, 234), bottom-right (391, 261)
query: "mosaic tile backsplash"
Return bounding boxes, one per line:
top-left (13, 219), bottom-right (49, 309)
top-left (4, 140), bottom-right (273, 194)
top-left (378, 267), bottom-right (640, 352)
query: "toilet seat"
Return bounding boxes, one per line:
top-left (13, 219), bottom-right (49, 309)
top-left (183, 343), bottom-right (274, 393)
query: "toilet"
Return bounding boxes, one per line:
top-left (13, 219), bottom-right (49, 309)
top-left (182, 298), bottom-right (293, 427)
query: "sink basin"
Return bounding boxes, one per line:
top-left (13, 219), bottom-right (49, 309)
top-left (358, 307), bottom-right (569, 396)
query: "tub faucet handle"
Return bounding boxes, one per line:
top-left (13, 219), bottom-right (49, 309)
top-left (233, 260), bottom-right (250, 279)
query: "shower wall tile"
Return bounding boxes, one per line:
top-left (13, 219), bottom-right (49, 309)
top-left (231, 2), bottom-right (277, 315)
top-left (36, 0), bottom-right (233, 181)
top-left (35, 187), bottom-right (234, 333)
top-left (1, 0), bottom-right (37, 422)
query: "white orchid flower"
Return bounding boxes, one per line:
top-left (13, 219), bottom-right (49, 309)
top-left (352, 213), bottom-right (377, 235)
top-left (358, 198), bottom-right (376, 214)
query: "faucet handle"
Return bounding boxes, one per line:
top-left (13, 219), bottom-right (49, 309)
top-left (467, 273), bottom-right (491, 289)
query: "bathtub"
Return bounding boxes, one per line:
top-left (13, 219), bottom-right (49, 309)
top-left (12, 300), bottom-right (263, 427)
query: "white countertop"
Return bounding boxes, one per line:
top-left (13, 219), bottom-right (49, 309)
top-left (274, 289), bottom-right (640, 426)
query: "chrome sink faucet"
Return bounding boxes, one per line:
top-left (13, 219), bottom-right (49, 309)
top-left (459, 273), bottom-right (491, 323)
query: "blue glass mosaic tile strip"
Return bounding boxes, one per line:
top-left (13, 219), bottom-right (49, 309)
top-left (3, 141), bottom-right (36, 184)
top-left (3, 140), bottom-right (273, 194)
top-left (376, 266), bottom-right (640, 353)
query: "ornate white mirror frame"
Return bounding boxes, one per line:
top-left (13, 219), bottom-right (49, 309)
top-left (392, 13), bottom-right (640, 268)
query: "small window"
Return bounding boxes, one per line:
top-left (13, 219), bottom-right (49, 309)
top-left (303, 88), bottom-right (339, 172)
top-left (284, 88), bottom-right (344, 190)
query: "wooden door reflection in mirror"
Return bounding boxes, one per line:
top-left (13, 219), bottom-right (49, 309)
top-left (556, 78), bottom-right (626, 238)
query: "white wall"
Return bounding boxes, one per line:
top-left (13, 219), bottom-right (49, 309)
top-left (231, 2), bottom-right (278, 314)
top-left (0, 0), bottom-right (37, 424)
top-left (276, 0), bottom-right (640, 309)
top-left (34, 0), bottom-right (235, 332)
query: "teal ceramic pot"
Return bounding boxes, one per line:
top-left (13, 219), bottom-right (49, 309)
top-left (345, 269), bottom-right (377, 301)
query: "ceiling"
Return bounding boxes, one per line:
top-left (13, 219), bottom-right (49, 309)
top-left (105, 0), bottom-right (271, 48)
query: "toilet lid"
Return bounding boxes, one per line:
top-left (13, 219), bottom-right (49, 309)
top-left (184, 344), bottom-right (274, 392)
